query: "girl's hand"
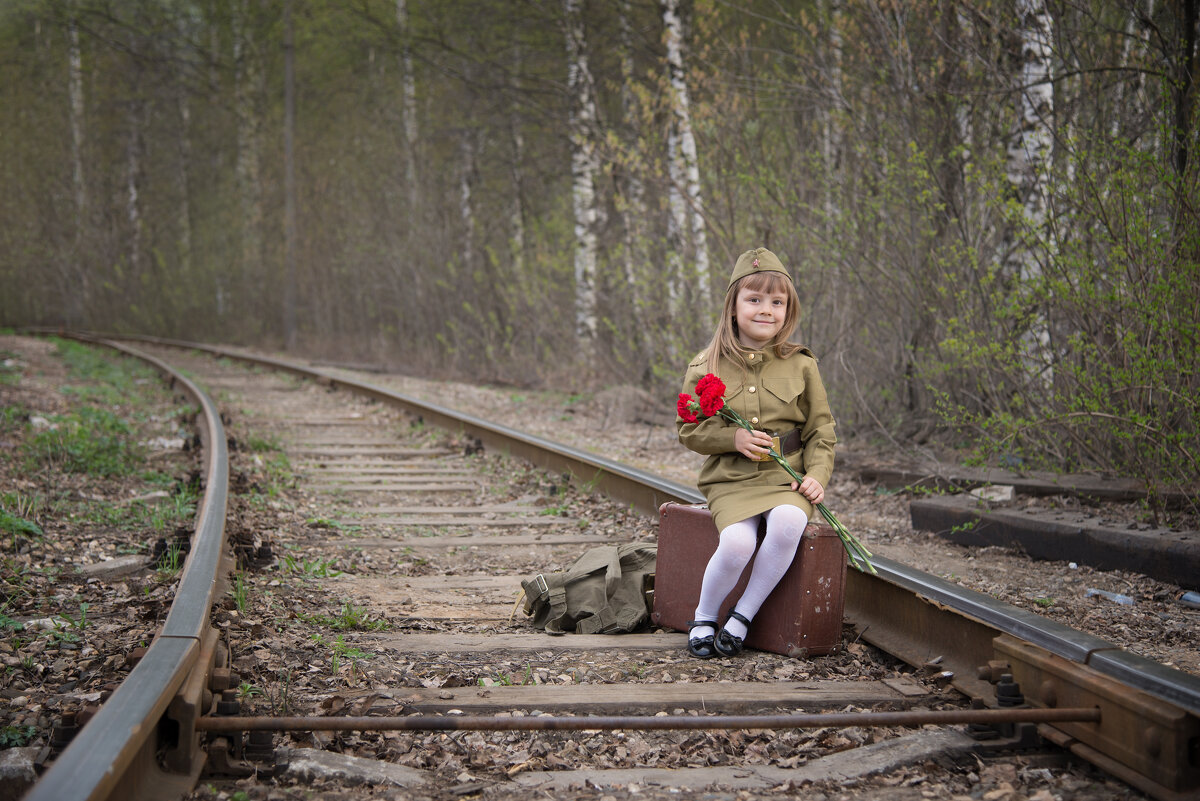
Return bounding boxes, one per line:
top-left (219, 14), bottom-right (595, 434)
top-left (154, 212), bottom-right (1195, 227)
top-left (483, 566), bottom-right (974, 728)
top-left (790, 476), bottom-right (825, 505)
top-left (734, 427), bottom-right (774, 461)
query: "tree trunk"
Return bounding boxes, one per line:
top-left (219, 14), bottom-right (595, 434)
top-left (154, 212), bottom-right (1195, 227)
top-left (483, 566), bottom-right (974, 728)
top-left (459, 130), bottom-right (477, 277)
top-left (665, 115), bottom-right (686, 312)
top-left (66, 9), bottom-right (87, 326)
top-left (1005, 0), bottom-right (1055, 379)
top-left (398, 0), bottom-right (420, 216)
top-left (177, 92), bottom-right (193, 281)
top-left (283, 0), bottom-right (298, 350)
top-left (125, 74), bottom-right (145, 281)
top-left (821, 0), bottom-right (843, 230)
top-left (617, 0), bottom-right (645, 290)
top-left (617, 0), bottom-right (647, 356)
top-left (663, 0), bottom-right (709, 301)
top-left (234, 0), bottom-right (265, 324)
top-left (565, 0), bottom-right (601, 346)
top-left (508, 43), bottom-right (527, 276)
top-left (1172, 0), bottom-right (1198, 175)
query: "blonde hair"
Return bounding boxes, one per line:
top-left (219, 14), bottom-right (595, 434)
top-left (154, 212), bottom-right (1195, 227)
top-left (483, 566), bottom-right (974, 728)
top-left (703, 271), bottom-right (803, 375)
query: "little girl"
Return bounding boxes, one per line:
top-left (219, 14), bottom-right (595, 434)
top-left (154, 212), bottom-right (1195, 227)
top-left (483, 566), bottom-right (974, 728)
top-left (676, 247), bottom-right (836, 658)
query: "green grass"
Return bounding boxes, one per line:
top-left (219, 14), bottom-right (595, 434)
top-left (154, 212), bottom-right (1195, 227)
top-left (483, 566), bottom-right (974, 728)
top-left (67, 484), bottom-right (197, 533)
top-left (243, 433), bottom-right (282, 453)
top-left (278, 553), bottom-right (343, 578)
top-left (0, 350), bottom-right (19, 386)
top-left (299, 601), bottom-right (388, 632)
top-left (230, 573), bottom-right (249, 613)
top-left (155, 541), bottom-right (186, 580)
top-left (22, 406), bottom-right (143, 477)
top-left (54, 339), bottom-right (157, 403)
top-left (0, 506), bottom-right (42, 540)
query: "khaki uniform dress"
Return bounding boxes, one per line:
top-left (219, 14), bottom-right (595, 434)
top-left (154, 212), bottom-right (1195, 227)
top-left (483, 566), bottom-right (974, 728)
top-left (677, 347), bottom-right (836, 533)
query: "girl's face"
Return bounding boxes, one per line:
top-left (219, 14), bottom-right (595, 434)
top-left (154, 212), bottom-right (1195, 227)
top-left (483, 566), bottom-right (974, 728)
top-left (734, 284), bottom-right (788, 349)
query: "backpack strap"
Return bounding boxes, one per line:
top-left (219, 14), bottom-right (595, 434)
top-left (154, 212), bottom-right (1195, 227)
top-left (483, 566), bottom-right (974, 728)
top-left (521, 572), bottom-right (571, 634)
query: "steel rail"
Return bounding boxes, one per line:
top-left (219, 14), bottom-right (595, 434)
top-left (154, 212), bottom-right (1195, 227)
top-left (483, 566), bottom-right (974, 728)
top-left (24, 338), bottom-right (229, 801)
top-left (195, 707), bottom-right (1101, 733)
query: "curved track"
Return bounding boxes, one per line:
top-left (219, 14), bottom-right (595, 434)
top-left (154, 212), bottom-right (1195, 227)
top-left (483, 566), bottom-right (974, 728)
top-left (23, 334), bottom-right (1200, 801)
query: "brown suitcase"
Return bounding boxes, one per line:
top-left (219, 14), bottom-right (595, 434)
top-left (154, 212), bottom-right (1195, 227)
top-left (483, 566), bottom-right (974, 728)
top-left (651, 502), bottom-right (846, 657)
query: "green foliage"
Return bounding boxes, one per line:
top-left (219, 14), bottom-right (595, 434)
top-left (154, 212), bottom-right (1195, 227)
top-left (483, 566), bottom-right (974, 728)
top-left (0, 725), bottom-right (37, 748)
top-left (313, 632), bottom-right (372, 677)
top-left (57, 602), bottom-right (89, 632)
top-left (0, 610), bottom-right (23, 632)
top-left (927, 133), bottom-right (1199, 514)
top-left (0, 505), bottom-right (42, 541)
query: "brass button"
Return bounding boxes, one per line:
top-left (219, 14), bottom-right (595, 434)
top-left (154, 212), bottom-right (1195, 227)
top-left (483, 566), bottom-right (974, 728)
top-left (748, 386), bottom-right (756, 393)
top-left (748, 353), bottom-right (756, 360)
top-left (751, 417), bottom-right (759, 425)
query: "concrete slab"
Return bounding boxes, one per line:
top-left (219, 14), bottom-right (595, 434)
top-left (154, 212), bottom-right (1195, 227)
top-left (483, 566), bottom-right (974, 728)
top-left (911, 494), bottom-right (1200, 586)
top-left (75, 554), bottom-right (149, 579)
top-left (509, 728), bottom-right (975, 790)
top-left (0, 747), bottom-right (38, 801)
top-left (280, 747), bottom-right (428, 788)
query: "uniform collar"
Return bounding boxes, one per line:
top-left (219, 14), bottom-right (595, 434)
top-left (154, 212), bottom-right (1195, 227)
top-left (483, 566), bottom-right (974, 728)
top-left (745, 348), bottom-right (773, 366)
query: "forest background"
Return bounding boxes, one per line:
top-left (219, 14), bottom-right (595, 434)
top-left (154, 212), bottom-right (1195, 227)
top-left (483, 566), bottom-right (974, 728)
top-left (0, 0), bottom-right (1197, 506)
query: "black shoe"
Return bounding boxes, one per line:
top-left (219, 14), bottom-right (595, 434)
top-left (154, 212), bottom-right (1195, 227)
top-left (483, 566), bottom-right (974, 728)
top-left (714, 610), bottom-right (751, 657)
top-left (686, 619), bottom-right (718, 659)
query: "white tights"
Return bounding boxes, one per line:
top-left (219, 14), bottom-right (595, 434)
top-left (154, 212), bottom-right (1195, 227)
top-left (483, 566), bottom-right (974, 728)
top-left (690, 505), bottom-right (808, 642)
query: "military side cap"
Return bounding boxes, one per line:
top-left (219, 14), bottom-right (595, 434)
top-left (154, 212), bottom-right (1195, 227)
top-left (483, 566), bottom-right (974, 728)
top-left (728, 247), bottom-right (789, 289)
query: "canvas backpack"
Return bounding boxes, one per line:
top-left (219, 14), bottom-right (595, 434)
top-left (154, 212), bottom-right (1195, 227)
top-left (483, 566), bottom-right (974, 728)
top-left (520, 541), bottom-right (657, 634)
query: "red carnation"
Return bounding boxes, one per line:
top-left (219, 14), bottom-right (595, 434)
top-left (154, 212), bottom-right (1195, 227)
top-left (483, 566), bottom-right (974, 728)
top-left (677, 393), bottom-right (699, 423)
top-left (695, 373), bottom-right (725, 398)
top-left (698, 389), bottom-right (725, 417)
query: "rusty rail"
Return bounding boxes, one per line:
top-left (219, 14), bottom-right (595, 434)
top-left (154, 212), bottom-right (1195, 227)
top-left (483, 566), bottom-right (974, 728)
top-left (196, 707), bottom-right (1100, 733)
top-left (23, 337), bottom-right (228, 801)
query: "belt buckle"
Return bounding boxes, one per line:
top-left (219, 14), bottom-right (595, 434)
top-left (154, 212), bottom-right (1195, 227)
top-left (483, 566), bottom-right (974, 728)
top-left (770, 434), bottom-right (781, 456)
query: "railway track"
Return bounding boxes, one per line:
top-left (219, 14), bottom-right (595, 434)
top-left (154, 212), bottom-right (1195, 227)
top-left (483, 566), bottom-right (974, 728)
top-left (21, 334), bottom-right (1200, 801)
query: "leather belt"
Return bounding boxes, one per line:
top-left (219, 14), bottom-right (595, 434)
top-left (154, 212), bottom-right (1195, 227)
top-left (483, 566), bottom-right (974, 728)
top-left (778, 428), bottom-right (803, 455)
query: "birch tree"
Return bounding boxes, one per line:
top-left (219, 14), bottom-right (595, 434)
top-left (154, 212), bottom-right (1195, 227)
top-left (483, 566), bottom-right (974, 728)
top-left (397, 0), bottom-right (419, 216)
top-left (820, 0), bottom-right (843, 230)
top-left (283, 0), bottom-right (297, 350)
top-left (662, 0), bottom-right (709, 301)
top-left (459, 130), bottom-right (477, 277)
top-left (1005, 0), bottom-right (1055, 376)
top-left (564, 0), bottom-right (601, 345)
top-left (508, 42), bottom-right (527, 276)
top-left (66, 8), bottom-right (87, 325)
top-left (125, 70), bottom-right (146, 279)
top-left (233, 0), bottom-right (265, 311)
top-left (617, 0), bottom-right (646, 295)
